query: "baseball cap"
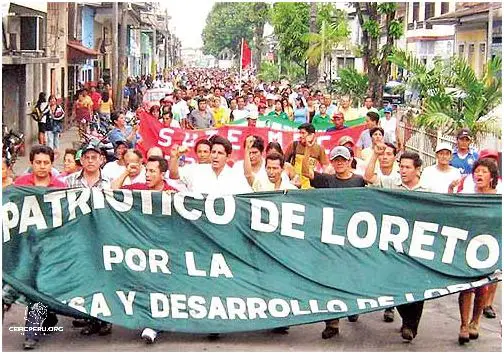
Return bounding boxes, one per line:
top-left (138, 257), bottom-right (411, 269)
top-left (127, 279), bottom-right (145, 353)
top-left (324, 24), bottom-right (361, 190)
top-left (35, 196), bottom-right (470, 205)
top-left (384, 106), bottom-right (393, 113)
top-left (479, 149), bottom-right (499, 160)
top-left (338, 136), bottom-right (355, 146)
top-left (114, 140), bottom-right (128, 150)
top-left (435, 142), bottom-right (453, 153)
top-left (81, 143), bottom-right (101, 155)
top-left (329, 146), bottom-right (351, 161)
top-left (456, 128), bottom-right (472, 139)
top-left (247, 112), bottom-right (258, 120)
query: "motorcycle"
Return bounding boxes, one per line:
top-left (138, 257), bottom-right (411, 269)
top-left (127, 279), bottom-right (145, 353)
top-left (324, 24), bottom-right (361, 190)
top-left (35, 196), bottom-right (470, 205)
top-left (2, 125), bottom-right (25, 166)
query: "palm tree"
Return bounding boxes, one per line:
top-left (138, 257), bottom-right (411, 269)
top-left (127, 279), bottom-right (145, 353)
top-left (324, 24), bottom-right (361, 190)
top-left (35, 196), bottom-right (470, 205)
top-left (305, 20), bottom-right (349, 82)
top-left (389, 49), bottom-right (502, 136)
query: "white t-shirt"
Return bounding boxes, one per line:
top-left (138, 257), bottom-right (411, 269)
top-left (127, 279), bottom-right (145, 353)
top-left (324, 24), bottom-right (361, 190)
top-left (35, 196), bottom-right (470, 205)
top-left (232, 109), bottom-right (250, 121)
top-left (420, 165), bottom-right (461, 193)
top-left (380, 116), bottom-right (397, 145)
top-left (252, 175), bottom-right (297, 192)
top-left (183, 164), bottom-right (252, 195)
top-left (172, 100), bottom-right (190, 121)
top-left (102, 161), bottom-right (126, 181)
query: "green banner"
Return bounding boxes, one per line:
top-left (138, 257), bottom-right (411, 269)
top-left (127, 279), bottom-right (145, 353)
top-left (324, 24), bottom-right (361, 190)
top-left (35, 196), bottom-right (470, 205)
top-left (2, 187), bottom-right (501, 333)
top-left (229, 109), bottom-right (382, 131)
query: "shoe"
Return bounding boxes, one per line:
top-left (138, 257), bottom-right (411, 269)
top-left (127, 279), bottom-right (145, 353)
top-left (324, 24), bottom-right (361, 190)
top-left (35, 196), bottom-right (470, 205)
top-left (98, 322), bottom-right (112, 336)
top-left (468, 322), bottom-right (479, 340)
top-left (208, 333), bottom-right (220, 341)
top-left (80, 321), bottom-right (101, 335)
top-left (72, 319), bottom-right (88, 328)
top-left (23, 338), bottom-right (38, 350)
top-left (321, 326), bottom-right (339, 339)
top-left (271, 327), bottom-right (289, 334)
top-left (141, 328), bottom-right (157, 344)
top-left (383, 308), bottom-right (395, 322)
top-left (483, 306), bottom-right (496, 319)
top-left (458, 327), bottom-right (470, 345)
top-left (401, 327), bottom-right (414, 342)
top-left (347, 314), bottom-right (359, 322)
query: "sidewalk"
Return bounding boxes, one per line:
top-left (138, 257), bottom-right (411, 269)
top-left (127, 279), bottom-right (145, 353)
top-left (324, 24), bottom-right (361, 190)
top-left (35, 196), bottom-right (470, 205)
top-left (12, 127), bottom-right (80, 177)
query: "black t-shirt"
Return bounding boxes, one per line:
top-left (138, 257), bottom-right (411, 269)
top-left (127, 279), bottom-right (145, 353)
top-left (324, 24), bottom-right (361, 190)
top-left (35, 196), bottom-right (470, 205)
top-left (311, 172), bottom-right (366, 189)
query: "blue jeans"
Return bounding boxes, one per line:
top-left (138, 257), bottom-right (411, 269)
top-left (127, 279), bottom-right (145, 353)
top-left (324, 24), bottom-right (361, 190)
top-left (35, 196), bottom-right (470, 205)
top-left (46, 132), bottom-right (60, 150)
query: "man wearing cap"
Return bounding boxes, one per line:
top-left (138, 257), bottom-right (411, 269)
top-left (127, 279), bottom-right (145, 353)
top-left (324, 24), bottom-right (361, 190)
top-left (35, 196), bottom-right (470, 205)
top-left (108, 110), bottom-right (138, 148)
top-left (301, 143), bottom-right (364, 339)
top-left (326, 112), bottom-right (347, 132)
top-left (450, 128), bottom-right (479, 175)
top-left (380, 106), bottom-right (401, 150)
top-left (420, 142), bottom-right (461, 193)
top-left (265, 93), bottom-right (276, 114)
top-left (246, 112), bottom-right (258, 127)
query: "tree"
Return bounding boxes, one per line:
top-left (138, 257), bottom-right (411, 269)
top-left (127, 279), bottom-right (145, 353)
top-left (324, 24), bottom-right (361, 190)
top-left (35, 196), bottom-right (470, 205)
top-left (331, 68), bottom-right (369, 107)
top-left (201, 2), bottom-right (269, 68)
top-left (307, 2), bottom-right (318, 85)
top-left (355, 2), bottom-right (403, 106)
top-left (389, 49), bottom-right (502, 135)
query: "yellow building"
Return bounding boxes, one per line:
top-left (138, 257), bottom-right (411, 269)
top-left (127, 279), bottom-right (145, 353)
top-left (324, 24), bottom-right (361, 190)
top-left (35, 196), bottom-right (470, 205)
top-left (429, 3), bottom-right (502, 77)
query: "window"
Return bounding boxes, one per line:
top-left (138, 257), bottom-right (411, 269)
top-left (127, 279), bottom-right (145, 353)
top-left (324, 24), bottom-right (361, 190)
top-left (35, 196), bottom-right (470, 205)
top-left (425, 2), bottom-right (435, 20)
top-left (479, 43), bottom-right (486, 54)
top-left (441, 2), bottom-right (450, 15)
top-left (20, 16), bottom-right (41, 51)
top-left (458, 44), bottom-right (465, 57)
top-left (413, 2), bottom-right (420, 22)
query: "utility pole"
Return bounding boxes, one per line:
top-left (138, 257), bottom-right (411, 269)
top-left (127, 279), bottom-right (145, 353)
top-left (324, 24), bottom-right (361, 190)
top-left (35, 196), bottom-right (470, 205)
top-left (487, 2), bottom-right (493, 61)
top-left (112, 1), bottom-right (118, 102)
top-left (152, 26), bottom-right (157, 77)
top-left (164, 8), bottom-right (169, 75)
top-left (116, 2), bottom-right (128, 108)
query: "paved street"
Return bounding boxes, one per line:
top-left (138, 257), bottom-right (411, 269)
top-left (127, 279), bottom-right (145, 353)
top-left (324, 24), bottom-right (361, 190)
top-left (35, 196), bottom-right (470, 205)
top-left (2, 290), bottom-right (501, 351)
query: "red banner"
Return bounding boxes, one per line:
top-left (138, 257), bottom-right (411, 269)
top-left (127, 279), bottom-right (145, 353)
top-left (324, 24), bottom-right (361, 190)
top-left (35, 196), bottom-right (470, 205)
top-left (241, 39), bottom-right (251, 70)
top-left (137, 112), bottom-right (365, 164)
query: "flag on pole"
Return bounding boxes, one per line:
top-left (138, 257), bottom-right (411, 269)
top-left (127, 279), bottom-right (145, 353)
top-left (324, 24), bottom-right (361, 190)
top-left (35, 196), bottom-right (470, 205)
top-left (241, 39), bottom-right (252, 70)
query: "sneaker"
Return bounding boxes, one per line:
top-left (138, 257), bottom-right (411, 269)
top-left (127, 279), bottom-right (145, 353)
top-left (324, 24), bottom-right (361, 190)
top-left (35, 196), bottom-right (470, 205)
top-left (383, 308), bottom-right (395, 322)
top-left (271, 327), bottom-right (289, 334)
top-left (141, 328), bottom-right (157, 344)
top-left (23, 338), bottom-right (38, 350)
top-left (98, 322), bottom-right (112, 336)
top-left (483, 306), bottom-right (496, 319)
top-left (208, 333), bottom-right (220, 340)
top-left (72, 319), bottom-right (88, 328)
top-left (401, 327), bottom-right (414, 342)
top-left (321, 325), bottom-right (339, 339)
top-left (347, 314), bottom-right (359, 322)
top-left (80, 321), bottom-right (101, 335)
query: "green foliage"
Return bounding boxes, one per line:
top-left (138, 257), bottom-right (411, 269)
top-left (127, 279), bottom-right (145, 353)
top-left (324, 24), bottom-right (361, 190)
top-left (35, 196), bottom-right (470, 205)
top-left (270, 2), bottom-right (310, 69)
top-left (377, 3), bottom-right (397, 14)
top-left (305, 20), bottom-right (349, 66)
top-left (330, 68), bottom-right (369, 107)
top-left (258, 61), bottom-right (279, 82)
top-left (389, 49), bottom-right (502, 135)
top-left (201, 2), bottom-right (270, 58)
top-left (362, 19), bottom-right (380, 39)
top-left (388, 19), bottom-right (404, 39)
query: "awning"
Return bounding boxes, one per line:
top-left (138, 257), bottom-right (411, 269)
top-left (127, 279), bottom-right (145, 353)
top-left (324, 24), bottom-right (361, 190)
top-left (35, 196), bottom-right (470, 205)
top-left (67, 41), bottom-right (100, 62)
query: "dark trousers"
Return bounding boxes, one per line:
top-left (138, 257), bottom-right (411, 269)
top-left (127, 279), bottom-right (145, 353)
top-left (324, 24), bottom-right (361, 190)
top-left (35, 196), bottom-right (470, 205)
top-left (397, 301), bottom-right (424, 336)
top-left (25, 302), bottom-right (58, 341)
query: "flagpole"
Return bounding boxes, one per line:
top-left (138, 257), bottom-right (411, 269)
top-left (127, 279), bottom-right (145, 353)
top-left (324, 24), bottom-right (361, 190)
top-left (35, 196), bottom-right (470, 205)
top-left (239, 38), bottom-right (243, 96)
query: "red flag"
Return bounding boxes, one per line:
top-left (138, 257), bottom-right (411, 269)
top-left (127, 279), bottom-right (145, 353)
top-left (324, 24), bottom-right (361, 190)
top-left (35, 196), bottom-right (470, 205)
top-left (241, 39), bottom-right (251, 70)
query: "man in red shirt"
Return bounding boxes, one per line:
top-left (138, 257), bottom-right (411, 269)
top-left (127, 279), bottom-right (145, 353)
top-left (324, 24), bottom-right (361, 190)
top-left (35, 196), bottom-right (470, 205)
top-left (14, 145), bottom-right (66, 188)
top-left (122, 156), bottom-right (176, 191)
top-left (89, 84), bottom-right (102, 114)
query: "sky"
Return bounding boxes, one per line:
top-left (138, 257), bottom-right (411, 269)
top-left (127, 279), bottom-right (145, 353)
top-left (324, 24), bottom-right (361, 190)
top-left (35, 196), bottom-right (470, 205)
top-left (162, 0), bottom-right (217, 49)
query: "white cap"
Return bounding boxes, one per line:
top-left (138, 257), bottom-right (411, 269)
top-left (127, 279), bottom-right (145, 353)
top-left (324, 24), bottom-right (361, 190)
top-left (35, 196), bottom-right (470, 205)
top-left (435, 142), bottom-right (453, 153)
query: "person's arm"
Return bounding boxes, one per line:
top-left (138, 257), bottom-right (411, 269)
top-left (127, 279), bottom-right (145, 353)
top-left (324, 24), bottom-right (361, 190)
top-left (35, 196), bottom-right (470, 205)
top-left (243, 136), bottom-right (256, 186)
top-left (364, 143), bottom-right (385, 184)
top-left (301, 135), bottom-right (316, 180)
top-left (169, 144), bottom-right (181, 180)
top-left (319, 144), bottom-right (330, 168)
top-left (111, 169), bottom-right (130, 189)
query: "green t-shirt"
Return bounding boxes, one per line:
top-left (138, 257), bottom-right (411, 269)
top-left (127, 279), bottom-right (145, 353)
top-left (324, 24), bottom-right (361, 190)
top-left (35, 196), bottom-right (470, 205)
top-left (267, 111), bottom-right (289, 120)
top-left (312, 114), bottom-right (330, 126)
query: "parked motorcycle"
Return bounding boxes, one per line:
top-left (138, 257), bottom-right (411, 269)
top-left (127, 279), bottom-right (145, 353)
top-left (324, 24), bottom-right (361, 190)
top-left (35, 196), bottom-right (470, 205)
top-left (2, 125), bottom-right (25, 166)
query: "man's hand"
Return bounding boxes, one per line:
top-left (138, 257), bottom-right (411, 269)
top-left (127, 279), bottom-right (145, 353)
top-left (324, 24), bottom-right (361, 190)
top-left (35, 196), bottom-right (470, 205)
top-left (448, 178), bottom-right (462, 193)
top-left (126, 162), bottom-right (141, 176)
top-left (245, 136), bottom-right (255, 151)
top-left (373, 142), bottom-right (386, 156)
top-left (170, 144), bottom-right (181, 159)
top-left (306, 133), bottom-right (316, 147)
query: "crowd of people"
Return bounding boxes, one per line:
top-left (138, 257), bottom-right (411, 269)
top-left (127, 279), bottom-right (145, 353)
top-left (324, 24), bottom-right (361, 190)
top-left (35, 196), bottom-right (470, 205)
top-left (2, 67), bottom-right (500, 350)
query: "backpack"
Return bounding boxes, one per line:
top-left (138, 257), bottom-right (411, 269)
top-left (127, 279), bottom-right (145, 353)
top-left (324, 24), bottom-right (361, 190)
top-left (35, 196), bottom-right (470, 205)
top-left (29, 106), bottom-right (43, 122)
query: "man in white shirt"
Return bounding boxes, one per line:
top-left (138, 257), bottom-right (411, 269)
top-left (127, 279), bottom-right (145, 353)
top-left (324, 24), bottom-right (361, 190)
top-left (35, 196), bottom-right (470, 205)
top-left (172, 89), bottom-right (190, 123)
top-left (420, 142), bottom-right (461, 193)
top-left (250, 151), bottom-right (297, 192)
top-left (175, 136), bottom-right (252, 195)
top-left (110, 149), bottom-right (147, 189)
top-left (380, 106), bottom-right (401, 150)
top-left (232, 96), bottom-right (250, 121)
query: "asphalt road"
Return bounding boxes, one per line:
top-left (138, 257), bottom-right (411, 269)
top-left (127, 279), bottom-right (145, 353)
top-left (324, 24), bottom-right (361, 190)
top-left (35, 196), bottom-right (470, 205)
top-left (2, 289), bottom-right (501, 352)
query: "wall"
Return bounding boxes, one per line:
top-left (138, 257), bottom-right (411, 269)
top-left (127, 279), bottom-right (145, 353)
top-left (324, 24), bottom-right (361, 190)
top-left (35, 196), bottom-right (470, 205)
top-left (456, 26), bottom-right (487, 77)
